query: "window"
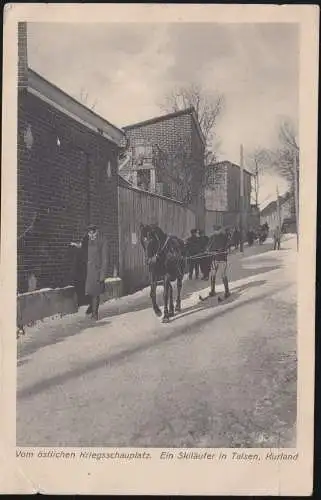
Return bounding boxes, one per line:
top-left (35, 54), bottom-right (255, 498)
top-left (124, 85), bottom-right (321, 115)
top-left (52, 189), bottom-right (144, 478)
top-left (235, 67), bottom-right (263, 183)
top-left (137, 169), bottom-right (151, 191)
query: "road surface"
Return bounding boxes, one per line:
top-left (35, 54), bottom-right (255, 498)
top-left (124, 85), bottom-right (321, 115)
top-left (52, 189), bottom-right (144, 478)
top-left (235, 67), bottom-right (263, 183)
top-left (17, 236), bottom-right (297, 448)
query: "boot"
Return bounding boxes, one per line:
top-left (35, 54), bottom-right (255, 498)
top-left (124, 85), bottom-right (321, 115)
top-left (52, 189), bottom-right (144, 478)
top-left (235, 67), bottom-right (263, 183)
top-left (86, 304), bottom-right (92, 315)
top-left (91, 296), bottom-right (99, 320)
top-left (223, 277), bottom-right (230, 298)
top-left (209, 277), bottom-right (216, 297)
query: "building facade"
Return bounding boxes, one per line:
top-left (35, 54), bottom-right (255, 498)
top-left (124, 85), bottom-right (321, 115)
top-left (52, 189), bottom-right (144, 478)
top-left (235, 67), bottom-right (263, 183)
top-left (260, 191), bottom-right (296, 233)
top-left (120, 108), bottom-right (206, 229)
top-left (18, 62), bottom-right (124, 293)
top-left (205, 160), bottom-right (252, 230)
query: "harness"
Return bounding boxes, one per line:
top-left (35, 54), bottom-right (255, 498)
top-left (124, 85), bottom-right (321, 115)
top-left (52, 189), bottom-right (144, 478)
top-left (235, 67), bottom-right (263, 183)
top-left (144, 228), bottom-right (229, 269)
top-left (157, 235), bottom-right (170, 257)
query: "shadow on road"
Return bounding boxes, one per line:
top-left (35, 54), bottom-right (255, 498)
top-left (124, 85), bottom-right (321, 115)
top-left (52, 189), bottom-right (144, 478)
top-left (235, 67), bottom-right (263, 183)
top-left (17, 281), bottom-right (290, 401)
top-left (171, 279), bottom-right (268, 323)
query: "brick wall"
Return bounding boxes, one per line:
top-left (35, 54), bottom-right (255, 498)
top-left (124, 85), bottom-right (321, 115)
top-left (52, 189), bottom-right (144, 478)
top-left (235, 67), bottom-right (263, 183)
top-left (124, 112), bottom-right (205, 224)
top-left (205, 164), bottom-right (228, 211)
top-left (125, 113), bottom-right (193, 158)
top-left (17, 91), bottom-right (119, 293)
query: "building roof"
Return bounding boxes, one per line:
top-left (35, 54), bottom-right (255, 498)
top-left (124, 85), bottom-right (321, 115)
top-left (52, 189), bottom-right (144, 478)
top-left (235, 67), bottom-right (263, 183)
top-left (208, 160), bottom-right (253, 177)
top-left (260, 191), bottom-right (293, 216)
top-left (117, 174), bottom-right (133, 188)
top-left (260, 200), bottom-right (277, 216)
top-left (27, 68), bottom-right (125, 146)
top-left (123, 107), bottom-right (206, 146)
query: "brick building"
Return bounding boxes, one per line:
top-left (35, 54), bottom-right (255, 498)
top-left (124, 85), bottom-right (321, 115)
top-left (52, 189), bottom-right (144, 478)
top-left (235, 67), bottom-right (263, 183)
top-left (17, 23), bottom-right (125, 293)
top-left (120, 108), bottom-right (206, 228)
top-left (205, 160), bottom-right (252, 230)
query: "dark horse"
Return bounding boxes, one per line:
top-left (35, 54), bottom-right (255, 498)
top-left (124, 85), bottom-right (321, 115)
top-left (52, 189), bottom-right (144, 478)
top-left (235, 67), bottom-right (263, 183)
top-left (140, 224), bottom-right (185, 323)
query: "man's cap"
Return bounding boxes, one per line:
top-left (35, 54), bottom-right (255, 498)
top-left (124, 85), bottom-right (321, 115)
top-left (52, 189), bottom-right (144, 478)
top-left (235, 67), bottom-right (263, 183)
top-left (87, 224), bottom-right (98, 231)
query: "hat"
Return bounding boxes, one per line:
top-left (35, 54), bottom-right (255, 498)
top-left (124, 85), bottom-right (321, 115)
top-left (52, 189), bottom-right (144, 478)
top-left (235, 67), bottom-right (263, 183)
top-left (87, 224), bottom-right (97, 231)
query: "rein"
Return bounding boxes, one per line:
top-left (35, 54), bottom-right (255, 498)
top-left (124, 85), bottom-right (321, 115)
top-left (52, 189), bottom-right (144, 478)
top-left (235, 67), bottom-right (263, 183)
top-left (157, 235), bottom-right (170, 257)
top-left (185, 249), bottom-right (228, 262)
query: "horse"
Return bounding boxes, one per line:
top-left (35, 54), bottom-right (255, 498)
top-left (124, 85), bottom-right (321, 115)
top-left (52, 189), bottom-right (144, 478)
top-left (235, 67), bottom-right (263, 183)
top-left (140, 224), bottom-right (185, 323)
top-left (258, 224), bottom-right (268, 244)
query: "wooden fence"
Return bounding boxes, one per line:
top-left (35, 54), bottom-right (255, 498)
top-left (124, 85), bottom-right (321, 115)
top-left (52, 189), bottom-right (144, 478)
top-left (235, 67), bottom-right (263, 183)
top-left (118, 185), bottom-right (196, 293)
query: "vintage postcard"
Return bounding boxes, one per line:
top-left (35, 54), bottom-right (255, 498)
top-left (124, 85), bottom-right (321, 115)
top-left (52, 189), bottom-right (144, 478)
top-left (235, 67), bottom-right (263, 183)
top-left (1, 3), bottom-right (318, 495)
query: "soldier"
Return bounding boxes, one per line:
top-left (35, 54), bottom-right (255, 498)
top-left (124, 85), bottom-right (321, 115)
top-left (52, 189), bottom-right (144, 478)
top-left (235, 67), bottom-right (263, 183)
top-left (207, 225), bottom-right (230, 300)
top-left (185, 229), bottom-right (200, 279)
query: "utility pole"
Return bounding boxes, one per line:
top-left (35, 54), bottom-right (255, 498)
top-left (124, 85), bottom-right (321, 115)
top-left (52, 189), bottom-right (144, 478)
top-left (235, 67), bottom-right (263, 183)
top-left (239, 144), bottom-right (244, 253)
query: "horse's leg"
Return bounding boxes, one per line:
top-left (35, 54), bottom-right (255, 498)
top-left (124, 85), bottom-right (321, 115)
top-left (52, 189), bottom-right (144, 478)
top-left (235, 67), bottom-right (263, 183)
top-left (168, 282), bottom-right (174, 317)
top-left (175, 274), bottom-right (182, 312)
top-left (209, 261), bottom-right (217, 297)
top-left (150, 276), bottom-right (162, 316)
top-left (162, 275), bottom-right (170, 323)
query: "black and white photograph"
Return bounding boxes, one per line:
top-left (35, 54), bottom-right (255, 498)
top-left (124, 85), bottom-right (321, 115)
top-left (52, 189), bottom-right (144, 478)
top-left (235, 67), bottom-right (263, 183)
top-left (1, 3), bottom-right (318, 496)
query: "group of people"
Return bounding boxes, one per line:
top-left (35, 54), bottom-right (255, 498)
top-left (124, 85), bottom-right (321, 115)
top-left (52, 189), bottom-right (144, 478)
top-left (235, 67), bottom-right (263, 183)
top-left (185, 229), bottom-right (210, 280)
top-left (246, 222), bottom-right (282, 250)
top-left (185, 226), bottom-right (241, 280)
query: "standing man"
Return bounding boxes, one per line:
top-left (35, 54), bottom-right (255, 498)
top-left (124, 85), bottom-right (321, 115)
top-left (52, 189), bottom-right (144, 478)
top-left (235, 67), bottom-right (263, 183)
top-left (71, 224), bottom-right (107, 320)
top-left (198, 229), bottom-right (210, 280)
top-left (273, 225), bottom-right (281, 250)
top-left (186, 229), bottom-right (200, 279)
top-left (207, 225), bottom-right (230, 300)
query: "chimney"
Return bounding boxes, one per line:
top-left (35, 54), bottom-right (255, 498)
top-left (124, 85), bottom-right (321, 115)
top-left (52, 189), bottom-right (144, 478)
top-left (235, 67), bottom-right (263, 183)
top-left (18, 22), bottom-right (28, 91)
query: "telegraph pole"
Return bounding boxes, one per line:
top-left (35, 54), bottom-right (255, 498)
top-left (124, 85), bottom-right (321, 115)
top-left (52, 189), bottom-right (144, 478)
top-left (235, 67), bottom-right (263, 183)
top-left (239, 144), bottom-right (244, 253)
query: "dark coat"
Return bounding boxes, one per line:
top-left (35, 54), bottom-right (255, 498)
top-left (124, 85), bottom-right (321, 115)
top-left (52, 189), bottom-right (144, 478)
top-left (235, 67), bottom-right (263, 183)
top-left (72, 231), bottom-right (108, 302)
top-left (85, 232), bottom-right (108, 296)
top-left (185, 235), bottom-right (200, 256)
top-left (198, 235), bottom-right (209, 252)
top-left (207, 230), bottom-right (229, 252)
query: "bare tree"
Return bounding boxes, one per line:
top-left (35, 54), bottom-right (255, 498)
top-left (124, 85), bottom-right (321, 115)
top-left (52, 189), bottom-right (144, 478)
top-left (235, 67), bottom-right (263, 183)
top-left (272, 118), bottom-right (299, 241)
top-left (161, 83), bottom-right (224, 163)
top-left (160, 83), bottom-right (224, 198)
top-left (246, 148), bottom-right (272, 206)
top-left (153, 139), bottom-right (200, 205)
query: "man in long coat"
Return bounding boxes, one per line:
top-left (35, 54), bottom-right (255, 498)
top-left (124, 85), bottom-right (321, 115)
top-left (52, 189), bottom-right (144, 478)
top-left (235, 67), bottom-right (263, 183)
top-left (71, 224), bottom-right (108, 320)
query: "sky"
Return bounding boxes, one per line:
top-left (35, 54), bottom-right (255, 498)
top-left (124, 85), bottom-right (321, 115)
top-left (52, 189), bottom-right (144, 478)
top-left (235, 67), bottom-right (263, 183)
top-left (26, 22), bottom-right (298, 206)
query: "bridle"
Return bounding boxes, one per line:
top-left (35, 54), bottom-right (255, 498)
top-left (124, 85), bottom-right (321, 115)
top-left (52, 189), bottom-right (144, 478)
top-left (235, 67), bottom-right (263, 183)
top-left (142, 226), bottom-right (169, 264)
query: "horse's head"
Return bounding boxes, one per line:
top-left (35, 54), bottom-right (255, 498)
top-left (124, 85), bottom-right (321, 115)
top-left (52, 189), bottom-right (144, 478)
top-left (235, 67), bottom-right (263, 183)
top-left (140, 223), bottom-right (166, 263)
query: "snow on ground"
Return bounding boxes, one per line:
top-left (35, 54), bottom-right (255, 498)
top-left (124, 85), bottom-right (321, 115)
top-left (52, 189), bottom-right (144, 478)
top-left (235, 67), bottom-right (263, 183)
top-left (17, 236), bottom-right (297, 393)
top-left (16, 236), bottom-right (298, 447)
